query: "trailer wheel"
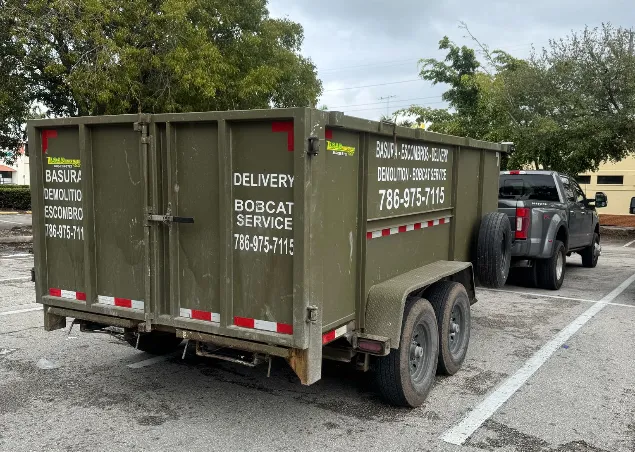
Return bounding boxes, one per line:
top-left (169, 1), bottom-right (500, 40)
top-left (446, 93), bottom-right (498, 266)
top-left (124, 330), bottom-right (183, 355)
top-left (476, 212), bottom-right (512, 288)
top-left (426, 281), bottom-right (470, 375)
top-left (536, 240), bottom-right (566, 290)
top-left (375, 297), bottom-right (438, 407)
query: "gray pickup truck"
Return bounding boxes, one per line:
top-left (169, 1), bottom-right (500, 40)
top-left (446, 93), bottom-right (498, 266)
top-left (498, 170), bottom-right (607, 290)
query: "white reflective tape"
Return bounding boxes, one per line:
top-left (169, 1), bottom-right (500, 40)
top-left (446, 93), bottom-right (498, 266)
top-left (98, 295), bottom-right (115, 305)
top-left (211, 312), bottom-right (221, 322)
top-left (406, 224), bottom-right (415, 231)
top-left (433, 219), bottom-right (440, 226)
top-left (131, 299), bottom-right (144, 310)
top-left (371, 230), bottom-right (382, 239)
top-left (60, 289), bottom-right (76, 299)
top-left (389, 227), bottom-right (399, 235)
top-left (254, 319), bottom-right (277, 332)
top-left (334, 324), bottom-right (348, 339)
top-left (179, 308), bottom-right (192, 318)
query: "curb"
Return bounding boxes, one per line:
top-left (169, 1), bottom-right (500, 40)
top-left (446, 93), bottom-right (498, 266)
top-left (0, 235), bottom-right (33, 244)
top-left (0, 211), bottom-right (31, 215)
top-left (600, 226), bottom-right (635, 238)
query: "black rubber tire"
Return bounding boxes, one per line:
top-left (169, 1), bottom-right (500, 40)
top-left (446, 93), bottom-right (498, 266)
top-left (375, 297), bottom-right (439, 407)
top-left (581, 232), bottom-right (600, 268)
top-left (536, 240), bottom-right (566, 290)
top-left (426, 281), bottom-right (471, 375)
top-left (476, 212), bottom-right (512, 288)
top-left (124, 330), bottom-right (183, 355)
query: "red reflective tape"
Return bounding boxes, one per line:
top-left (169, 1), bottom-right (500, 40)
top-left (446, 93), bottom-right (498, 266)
top-left (398, 225), bottom-right (407, 233)
top-left (191, 309), bottom-right (212, 321)
top-left (366, 231), bottom-right (373, 240)
top-left (414, 223), bottom-right (422, 230)
top-left (41, 130), bottom-right (58, 153)
top-left (381, 228), bottom-right (390, 236)
top-left (322, 330), bottom-right (336, 344)
top-left (272, 121), bottom-right (294, 151)
top-left (49, 288), bottom-right (61, 297)
top-left (234, 316), bottom-right (255, 328)
top-left (439, 218), bottom-right (445, 225)
top-left (76, 292), bottom-right (86, 301)
top-left (276, 323), bottom-right (293, 335)
top-left (325, 129), bottom-right (333, 140)
top-left (427, 220), bottom-right (434, 228)
top-left (114, 298), bottom-right (132, 308)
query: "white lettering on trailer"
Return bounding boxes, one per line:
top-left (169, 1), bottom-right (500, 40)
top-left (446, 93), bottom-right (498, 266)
top-left (233, 172), bottom-right (294, 188)
top-left (233, 172), bottom-right (294, 254)
top-left (43, 161), bottom-right (84, 241)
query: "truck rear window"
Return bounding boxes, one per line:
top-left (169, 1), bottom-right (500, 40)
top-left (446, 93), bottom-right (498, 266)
top-left (499, 175), bottom-right (560, 202)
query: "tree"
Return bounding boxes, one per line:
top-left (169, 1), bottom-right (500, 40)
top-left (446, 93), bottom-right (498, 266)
top-left (400, 24), bottom-right (635, 175)
top-left (0, 0), bottom-right (322, 160)
top-left (0, 1), bottom-right (31, 163)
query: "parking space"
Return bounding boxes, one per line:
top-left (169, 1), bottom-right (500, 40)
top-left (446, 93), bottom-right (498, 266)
top-left (1, 243), bottom-right (634, 451)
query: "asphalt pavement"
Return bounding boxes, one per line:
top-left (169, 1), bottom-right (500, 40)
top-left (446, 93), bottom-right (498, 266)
top-left (1, 240), bottom-right (634, 452)
top-left (0, 213), bottom-right (32, 230)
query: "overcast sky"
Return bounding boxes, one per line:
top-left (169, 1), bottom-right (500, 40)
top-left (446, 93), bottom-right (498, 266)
top-left (268, 0), bottom-right (634, 120)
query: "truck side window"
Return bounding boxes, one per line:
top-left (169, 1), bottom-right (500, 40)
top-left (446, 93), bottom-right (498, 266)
top-left (573, 182), bottom-right (586, 203)
top-left (561, 178), bottom-right (576, 203)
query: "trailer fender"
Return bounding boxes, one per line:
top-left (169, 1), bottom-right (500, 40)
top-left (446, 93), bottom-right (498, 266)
top-left (365, 261), bottom-right (475, 349)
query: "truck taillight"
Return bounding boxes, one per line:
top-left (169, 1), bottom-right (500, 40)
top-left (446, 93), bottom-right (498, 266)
top-left (515, 207), bottom-right (529, 239)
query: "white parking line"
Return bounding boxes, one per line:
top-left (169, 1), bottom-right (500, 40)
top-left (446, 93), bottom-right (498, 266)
top-left (0, 306), bottom-right (42, 316)
top-left (624, 239), bottom-right (635, 248)
top-left (481, 288), bottom-right (597, 304)
top-left (442, 271), bottom-right (635, 445)
top-left (481, 288), bottom-right (635, 309)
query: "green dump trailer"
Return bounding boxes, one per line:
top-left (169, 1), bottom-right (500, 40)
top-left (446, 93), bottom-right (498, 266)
top-left (28, 108), bottom-right (511, 407)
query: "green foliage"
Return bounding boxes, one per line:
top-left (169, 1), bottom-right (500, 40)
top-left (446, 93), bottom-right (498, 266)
top-left (399, 24), bottom-right (635, 175)
top-left (0, 186), bottom-right (31, 210)
top-left (0, 0), bottom-right (322, 161)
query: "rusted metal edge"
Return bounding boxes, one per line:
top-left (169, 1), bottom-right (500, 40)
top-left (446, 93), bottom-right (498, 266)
top-left (46, 306), bottom-right (140, 329)
top-left (176, 329), bottom-right (291, 359)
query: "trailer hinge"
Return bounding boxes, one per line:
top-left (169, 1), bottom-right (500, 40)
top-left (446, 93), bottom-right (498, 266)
top-left (306, 305), bottom-right (318, 323)
top-left (133, 121), bottom-right (151, 144)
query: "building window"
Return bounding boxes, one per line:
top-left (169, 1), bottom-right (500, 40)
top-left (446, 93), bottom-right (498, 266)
top-left (576, 175), bottom-right (591, 184)
top-left (597, 175), bottom-right (623, 185)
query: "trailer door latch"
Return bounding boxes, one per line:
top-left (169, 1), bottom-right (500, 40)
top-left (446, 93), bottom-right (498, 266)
top-left (148, 214), bottom-right (194, 224)
top-left (307, 305), bottom-right (318, 323)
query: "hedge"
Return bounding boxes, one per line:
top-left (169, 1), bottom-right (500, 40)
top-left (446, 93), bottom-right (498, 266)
top-left (0, 186), bottom-right (31, 210)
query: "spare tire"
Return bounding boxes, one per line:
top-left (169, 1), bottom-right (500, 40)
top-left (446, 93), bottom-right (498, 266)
top-left (476, 212), bottom-right (512, 288)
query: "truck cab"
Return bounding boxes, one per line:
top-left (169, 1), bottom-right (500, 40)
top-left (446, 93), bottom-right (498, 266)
top-left (498, 170), bottom-right (607, 289)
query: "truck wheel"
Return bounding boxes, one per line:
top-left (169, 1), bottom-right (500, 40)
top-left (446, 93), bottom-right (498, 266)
top-left (536, 240), bottom-right (566, 290)
top-left (476, 212), bottom-right (512, 288)
top-left (426, 281), bottom-right (470, 375)
top-left (124, 330), bottom-right (183, 355)
top-left (375, 297), bottom-right (439, 407)
top-left (581, 232), bottom-right (600, 268)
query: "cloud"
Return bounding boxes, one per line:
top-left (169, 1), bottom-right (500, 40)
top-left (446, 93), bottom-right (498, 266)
top-left (268, 0), bottom-right (634, 119)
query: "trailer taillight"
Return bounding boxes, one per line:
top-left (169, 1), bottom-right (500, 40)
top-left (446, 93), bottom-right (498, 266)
top-left (515, 207), bottom-right (529, 239)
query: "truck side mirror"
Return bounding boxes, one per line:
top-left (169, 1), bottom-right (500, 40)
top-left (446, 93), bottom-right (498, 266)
top-left (630, 197), bottom-right (635, 215)
top-left (595, 192), bottom-right (607, 208)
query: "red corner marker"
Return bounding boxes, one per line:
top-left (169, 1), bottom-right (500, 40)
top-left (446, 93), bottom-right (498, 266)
top-left (272, 121), bottom-right (294, 151)
top-left (41, 130), bottom-right (58, 154)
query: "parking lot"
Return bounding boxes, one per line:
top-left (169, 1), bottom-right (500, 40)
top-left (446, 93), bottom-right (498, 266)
top-left (1, 239), bottom-right (634, 452)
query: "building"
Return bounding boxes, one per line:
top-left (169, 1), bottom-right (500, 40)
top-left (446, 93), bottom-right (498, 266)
top-left (0, 146), bottom-right (30, 186)
top-left (578, 155), bottom-right (635, 215)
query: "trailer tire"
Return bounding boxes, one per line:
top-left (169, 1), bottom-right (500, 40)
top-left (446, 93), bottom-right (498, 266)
top-left (426, 281), bottom-right (470, 375)
top-left (536, 240), bottom-right (566, 290)
top-left (124, 331), bottom-right (183, 355)
top-left (374, 297), bottom-right (438, 407)
top-left (476, 212), bottom-right (512, 288)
